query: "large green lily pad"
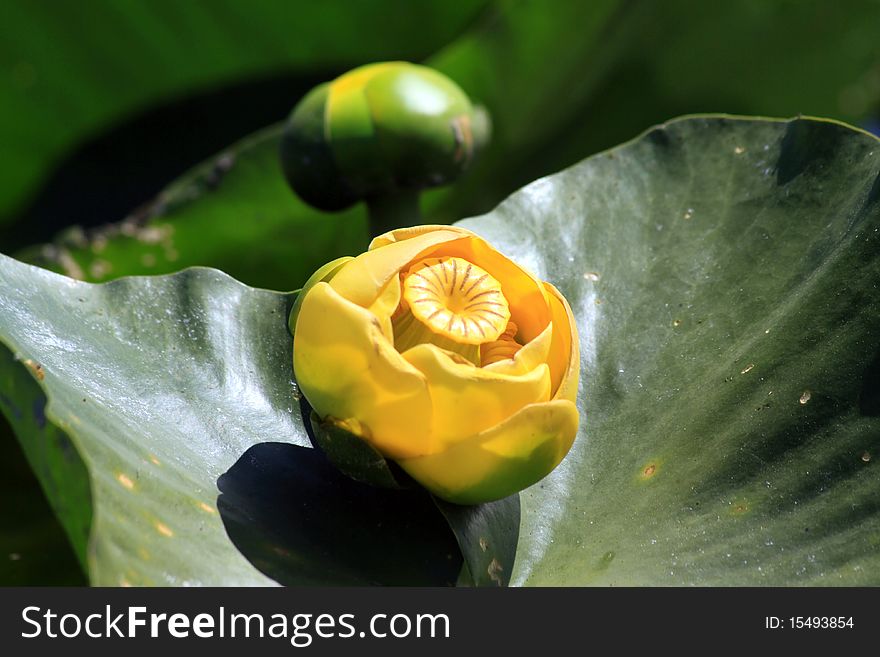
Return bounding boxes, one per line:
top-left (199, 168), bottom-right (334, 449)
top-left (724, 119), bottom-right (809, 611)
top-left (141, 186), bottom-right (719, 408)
top-left (1, 115), bottom-right (878, 585)
top-left (460, 115), bottom-right (880, 584)
top-left (0, 264), bottom-right (302, 585)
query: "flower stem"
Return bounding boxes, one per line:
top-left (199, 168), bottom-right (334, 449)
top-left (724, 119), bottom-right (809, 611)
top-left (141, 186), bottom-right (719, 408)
top-left (365, 190), bottom-right (422, 237)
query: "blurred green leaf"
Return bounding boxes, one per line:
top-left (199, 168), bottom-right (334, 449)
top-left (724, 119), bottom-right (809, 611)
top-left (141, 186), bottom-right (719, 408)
top-left (461, 116), bottom-right (880, 584)
top-left (0, 0), bottom-right (488, 228)
top-left (16, 0), bottom-right (880, 290)
top-left (429, 0), bottom-right (880, 220)
top-left (19, 127), bottom-right (368, 290)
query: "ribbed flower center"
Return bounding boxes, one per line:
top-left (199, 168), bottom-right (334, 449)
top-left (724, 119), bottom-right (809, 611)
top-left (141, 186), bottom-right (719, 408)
top-left (391, 257), bottom-right (519, 366)
top-left (403, 257), bottom-right (510, 345)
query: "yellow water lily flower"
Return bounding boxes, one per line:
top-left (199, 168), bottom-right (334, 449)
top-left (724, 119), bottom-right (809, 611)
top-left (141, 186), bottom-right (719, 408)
top-left (292, 225), bottom-right (580, 505)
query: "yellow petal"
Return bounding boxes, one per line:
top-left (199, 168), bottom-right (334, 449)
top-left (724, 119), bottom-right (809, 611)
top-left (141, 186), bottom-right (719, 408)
top-left (293, 282), bottom-right (432, 459)
top-left (403, 343), bottom-right (551, 446)
top-left (288, 255), bottom-right (354, 337)
top-left (366, 271), bottom-right (401, 341)
top-left (329, 228), bottom-right (465, 308)
top-left (398, 400), bottom-right (579, 505)
top-left (368, 224), bottom-right (476, 250)
top-left (545, 282), bottom-right (579, 402)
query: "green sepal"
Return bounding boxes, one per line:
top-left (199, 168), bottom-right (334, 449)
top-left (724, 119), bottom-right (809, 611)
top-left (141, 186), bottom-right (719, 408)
top-left (434, 494), bottom-right (520, 587)
top-left (308, 411), bottom-right (408, 490)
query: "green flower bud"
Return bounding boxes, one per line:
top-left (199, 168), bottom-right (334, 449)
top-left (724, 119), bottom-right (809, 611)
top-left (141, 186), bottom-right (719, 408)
top-left (280, 62), bottom-right (490, 212)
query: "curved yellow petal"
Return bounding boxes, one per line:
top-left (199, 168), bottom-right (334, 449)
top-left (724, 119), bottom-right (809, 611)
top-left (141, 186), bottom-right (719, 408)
top-left (329, 228), bottom-right (465, 308)
top-left (366, 272), bottom-right (401, 341)
top-left (545, 282), bottom-right (579, 402)
top-left (398, 400), bottom-right (579, 505)
top-left (293, 282), bottom-right (432, 459)
top-left (403, 343), bottom-right (551, 446)
top-left (368, 224), bottom-right (476, 250)
top-left (288, 255), bottom-right (354, 337)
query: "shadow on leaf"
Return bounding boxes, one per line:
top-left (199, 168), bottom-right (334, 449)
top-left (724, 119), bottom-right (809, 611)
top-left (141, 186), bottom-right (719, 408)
top-left (860, 345), bottom-right (880, 417)
top-left (217, 442), bottom-right (463, 586)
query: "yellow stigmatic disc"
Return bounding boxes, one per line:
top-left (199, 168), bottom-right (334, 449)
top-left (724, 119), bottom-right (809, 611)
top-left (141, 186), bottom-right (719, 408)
top-left (402, 257), bottom-right (510, 346)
